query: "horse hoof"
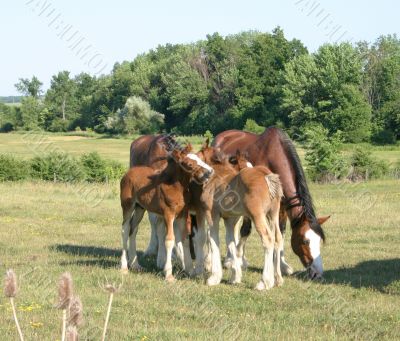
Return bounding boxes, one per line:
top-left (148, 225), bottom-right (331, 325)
top-left (120, 268), bottom-right (129, 275)
top-left (223, 258), bottom-right (233, 269)
top-left (255, 281), bottom-right (266, 291)
top-left (275, 277), bottom-right (284, 287)
top-left (207, 275), bottom-right (221, 286)
top-left (131, 264), bottom-right (144, 272)
top-left (165, 275), bottom-right (175, 283)
top-left (281, 263), bottom-right (293, 276)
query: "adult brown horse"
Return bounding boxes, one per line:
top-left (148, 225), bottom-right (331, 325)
top-left (213, 127), bottom-right (330, 279)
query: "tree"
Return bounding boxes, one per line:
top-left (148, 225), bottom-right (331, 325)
top-left (19, 96), bottom-right (43, 130)
top-left (45, 71), bottom-right (77, 124)
top-left (281, 43), bottom-right (371, 141)
top-left (14, 76), bottom-right (43, 98)
top-left (108, 96), bottom-right (164, 134)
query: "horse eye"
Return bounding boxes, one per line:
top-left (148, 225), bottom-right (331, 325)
top-left (303, 239), bottom-right (310, 246)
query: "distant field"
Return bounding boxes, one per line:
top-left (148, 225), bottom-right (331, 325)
top-left (0, 132), bottom-right (399, 167)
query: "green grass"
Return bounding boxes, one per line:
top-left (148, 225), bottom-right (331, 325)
top-left (0, 180), bottom-right (399, 340)
top-left (0, 132), bottom-right (399, 339)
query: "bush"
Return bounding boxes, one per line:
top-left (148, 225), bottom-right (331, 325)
top-left (0, 122), bottom-right (14, 132)
top-left (204, 130), bottom-right (213, 141)
top-left (349, 148), bottom-right (390, 180)
top-left (30, 152), bottom-right (85, 182)
top-left (372, 128), bottom-right (397, 145)
top-left (304, 125), bottom-right (347, 182)
top-left (48, 118), bottom-right (70, 132)
top-left (0, 154), bottom-right (30, 181)
top-left (243, 119), bottom-right (265, 134)
top-left (81, 152), bottom-right (126, 182)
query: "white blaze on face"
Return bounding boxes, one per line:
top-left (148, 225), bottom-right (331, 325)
top-left (187, 153), bottom-right (213, 172)
top-left (305, 229), bottom-right (323, 276)
top-left (246, 162), bottom-right (253, 168)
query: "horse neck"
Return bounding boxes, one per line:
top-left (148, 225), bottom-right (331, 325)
top-left (164, 160), bottom-right (191, 188)
top-left (255, 134), bottom-right (305, 225)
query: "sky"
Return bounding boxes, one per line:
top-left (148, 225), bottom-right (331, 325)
top-left (1, 0), bottom-right (399, 95)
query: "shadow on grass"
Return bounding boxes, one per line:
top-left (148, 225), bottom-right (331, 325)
top-left (288, 258), bottom-right (400, 295)
top-left (50, 244), bottom-right (162, 274)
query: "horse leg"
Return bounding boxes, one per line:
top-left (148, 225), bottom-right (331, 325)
top-left (273, 213), bottom-right (284, 286)
top-left (225, 217), bottom-right (243, 284)
top-left (120, 200), bottom-right (135, 274)
top-left (128, 205), bottom-right (145, 271)
top-left (144, 212), bottom-right (159, 257)
top-left (224, 216), bottom-right (242, 269)
top-left (207, 213), bottom-right (223, 286)
top-left (252, 213), bottom-right (275, 290)
top-left (192, 212), bottom-right (207, 277)
top-left (156, 216), bottom-right (167, 269)
top-left (174, 216), bottom-right (193, 274)
top-left (163, 213), bottom-right (176, 282)
top-left (237, 217), bottom-right (251, 270)
top-left (279, 212), bottom-right (293, 276)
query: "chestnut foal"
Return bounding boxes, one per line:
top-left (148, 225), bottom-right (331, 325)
top-left (197, 148), bottom-right (284, 290)
top-left (120, 144), bottom-right (213, 282)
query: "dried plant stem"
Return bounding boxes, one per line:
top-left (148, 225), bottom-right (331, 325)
top-left (10, 297), bottom-right (24, 341)
top-left (101, 292), bottom-right (114, 341)
top-left (61, 309), bottom-right (67, 341)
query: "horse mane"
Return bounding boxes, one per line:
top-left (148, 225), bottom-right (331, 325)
top-left (276, 129), bottom-right (325, 241)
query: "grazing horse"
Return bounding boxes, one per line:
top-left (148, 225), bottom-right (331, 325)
top-left (213, 127), bottom-right (330, 279)
top-left (120, 144), bottom-right (213, 282)
top-left (195, 148), bottom-right (284, 289)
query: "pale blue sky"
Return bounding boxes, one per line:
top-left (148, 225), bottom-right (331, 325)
top-left (1, 0), bottom-right (398, 95)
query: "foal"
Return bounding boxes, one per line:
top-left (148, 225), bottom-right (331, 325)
top-left (198, 148), bottom-right (284, 290)
top-left (120, 144), bottom-right (213, 282)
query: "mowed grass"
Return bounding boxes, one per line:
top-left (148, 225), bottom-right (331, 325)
top-left (0, 179), bottom-right (399, 340)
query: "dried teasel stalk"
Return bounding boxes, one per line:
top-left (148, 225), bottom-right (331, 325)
top-left (68, 295), bottom-right (83, 328)
top-left (4, 269), bottom-right (24, 341)
top-left (101, 283), bottom-right (121, 341)
top-left (57, 272), bottom-right (74, 341)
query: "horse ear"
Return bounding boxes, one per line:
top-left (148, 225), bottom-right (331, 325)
top-left (317, 216), bottom-right (330, 225)
top-left (182, 143), bottom-right (193, 154)
top-left (202, 138), bottom-right (210, 149)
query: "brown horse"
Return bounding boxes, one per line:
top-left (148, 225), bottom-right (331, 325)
top-left (120, 144), bottom-right (213, 281)
top-left (195, 147), bottom-right (284, 289)
top-left (130, 134), bottom-right (180, 266)
top-left (213, 127), bottom-right (330, 279)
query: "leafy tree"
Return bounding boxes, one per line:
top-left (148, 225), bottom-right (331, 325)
top-left (14, 76), bottom-right (43, 98)
top-left (109, 96), bottom-right (164, 134)
top-left (45, 71), bottom-right (78, 126)
top-left (19, 96), bottom-right (43, 130)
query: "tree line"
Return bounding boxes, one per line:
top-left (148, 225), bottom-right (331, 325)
top-left (1, 28), bottom-right (399, 143)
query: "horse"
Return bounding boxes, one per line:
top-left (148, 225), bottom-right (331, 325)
top-left (213, 127), bottom-right (330, 279)
top-left (195, 147), bottom-right (284, 289)
top-left (120, 143), bottom-right (213, 282)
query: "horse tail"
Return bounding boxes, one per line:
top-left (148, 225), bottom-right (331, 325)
top-left (265, 173), bottom-right (283, 201)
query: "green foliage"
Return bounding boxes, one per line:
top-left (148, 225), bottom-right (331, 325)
top-left (243, 119), bottom-right (265, 134)
top-left (19, 96), bottom-right (43, 130)
top-left (349, 148), bottom-right (390, 180)
top-left (372, 128), bottom-right (397, 145)
top-left (112, 96), bottom-right (164, 134)
top-left (204, 130), bottom-right (213, 141)
top-left (281, 43), bottom-right (372, 142)
top-left (80, 152), bottom-right (125, 182)
top-left (30, 152), bottom-right (85, 182)
top-left (304, 125), bottom-right (347, 182)
top-left (14, 76), bottom-right (43, 98)
top-left (0, 154), bottom-right (30, 181)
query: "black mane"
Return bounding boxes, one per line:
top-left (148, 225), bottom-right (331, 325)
top-left (277, 129), bottom-right (325, 241)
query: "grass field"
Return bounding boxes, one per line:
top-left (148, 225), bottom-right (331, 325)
top-left (0, 133), bottom-right (399, 340)
top-left (1, 132), bottom-right (399, 166)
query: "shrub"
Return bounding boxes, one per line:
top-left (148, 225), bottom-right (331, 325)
top-left (0, 154), bottom-right (30, 181)
top-left (204, 130), bottom-right (213, 141)
top-left (349, 148), bottom-right (390, 180)
top-left (81, 152), bottom-right (126, 182)
top-left (243, 119), bottom-right (265, 134)
top-left (30, 152), bottom-right (85, 182)
top-left (49, 118), bottom-right (70, 132)
top-left (371, 128), bottom-right (396, 145)
top-left (304, 125), bottom-right (347, 182)
top-left (1, 122), bottom-right (14, 132)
